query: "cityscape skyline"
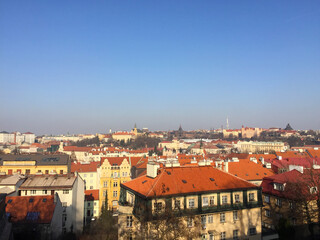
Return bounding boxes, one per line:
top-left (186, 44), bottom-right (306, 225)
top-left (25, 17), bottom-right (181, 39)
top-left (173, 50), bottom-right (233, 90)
top-left (1, 1), bottom-right (320, 134)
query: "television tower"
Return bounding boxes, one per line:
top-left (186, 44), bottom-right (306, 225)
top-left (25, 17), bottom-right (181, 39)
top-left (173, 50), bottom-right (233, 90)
top-left (226, 117), bottom-right (229, 130)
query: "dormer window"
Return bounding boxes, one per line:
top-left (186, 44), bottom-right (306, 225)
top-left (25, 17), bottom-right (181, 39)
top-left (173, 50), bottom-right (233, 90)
top-left (310, 187), bottom-right (318, 194)
top-left (273, 183), bottom-right (284, 191)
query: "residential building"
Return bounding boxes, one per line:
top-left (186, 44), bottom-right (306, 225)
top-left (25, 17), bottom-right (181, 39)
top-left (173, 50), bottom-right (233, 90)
top-left (99, 157), bottom-right (131, 211)
top-left (84, 189), bottom-right (100, 224)
top-left (118, 163), bottom-right (263, 240)
top-left (261, 170), bottom-right (320, 239)
top-left (0, 174), bottom-right (26, 196)
top-left (6, 194), bottom-right (62, 240)
top-left (19, 174), bottom-right (84, 234)
top-left (71, 161), bottom-right (100, 190)
top-left (0, 154), bottom-right (70, 175)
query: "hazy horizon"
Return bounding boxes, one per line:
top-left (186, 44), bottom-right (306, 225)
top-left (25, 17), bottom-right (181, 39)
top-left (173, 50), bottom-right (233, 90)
top-left (1, 1), bottom-right (319, 135)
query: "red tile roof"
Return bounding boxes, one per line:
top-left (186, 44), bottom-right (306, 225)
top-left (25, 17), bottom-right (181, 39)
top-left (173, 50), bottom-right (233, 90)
top-left (6, 195), bottom-right (56, 224)
top-left (122, 166), bottom-right (257, 198)
top-left (85, 189), bottom-right (99, 201)
top-left (307, 149), bottom-right (320, 158)
top-left (71, 161), bottom-right (100, 173)
top-left (261, 170), bottom-right (303, 198)
top-left (227, 160), bottom-right (274, 181)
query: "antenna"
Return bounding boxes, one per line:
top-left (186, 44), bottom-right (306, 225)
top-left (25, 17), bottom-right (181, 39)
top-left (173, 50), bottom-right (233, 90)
top-left (226, 117), bottom-right (229, 130)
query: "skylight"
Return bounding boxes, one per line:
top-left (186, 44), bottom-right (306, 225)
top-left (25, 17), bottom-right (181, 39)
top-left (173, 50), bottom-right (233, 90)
top-left (7, 199), bottom-right (12, 203)
top-left (29, 198), bottom-right (34, 203)
top-left (182, 180), bottom-right (187, 183)
top-left (26, 212), bottom-right (40, 221)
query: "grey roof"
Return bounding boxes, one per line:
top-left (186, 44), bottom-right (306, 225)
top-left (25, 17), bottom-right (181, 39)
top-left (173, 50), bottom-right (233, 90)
top-left (19, 174), bottom-right (77, 189)
top-left (0, 154), bottom-right (70, 166)
top-left (0, 187), bottom-right (15, 195)
top-left (0, 174), bottom-right (25, 185)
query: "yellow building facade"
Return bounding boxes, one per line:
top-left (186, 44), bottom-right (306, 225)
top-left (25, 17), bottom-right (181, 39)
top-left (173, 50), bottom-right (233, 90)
top-left (99, 157), bottom-right (131, 211)
top-left (0, 154), bottom-right (70, 175)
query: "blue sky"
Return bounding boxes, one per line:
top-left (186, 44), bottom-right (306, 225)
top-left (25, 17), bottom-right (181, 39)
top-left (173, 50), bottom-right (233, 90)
top-left (1, 1), bottom-right (319, 134)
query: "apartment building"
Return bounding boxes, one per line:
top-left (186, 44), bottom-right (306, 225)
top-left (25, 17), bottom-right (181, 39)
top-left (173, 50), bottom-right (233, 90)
top-left (71, 161), bottom-right (100, 190)
top-left (99, 157), bottom-right (131, 211)
top-left (6, 194), bottom-right (62, 240)
top-left (261, 169), bottom-right (320, 239)
top-left (18, 174), bottom-right (84, 234)
top-left (118, 163), bottom-right (263, 240)
top-left (84, 189), bottom-right (100, 224)
top-left (0, 154), bottom-right (70, 175)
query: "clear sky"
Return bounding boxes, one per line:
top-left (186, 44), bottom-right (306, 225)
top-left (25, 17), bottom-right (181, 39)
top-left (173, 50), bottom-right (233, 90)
top-left (1, 1), bottom-right (319, 135)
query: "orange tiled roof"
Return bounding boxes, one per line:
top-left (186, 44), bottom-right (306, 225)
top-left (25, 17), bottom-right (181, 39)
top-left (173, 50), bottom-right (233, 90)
top-left (122, 166), bottom-right (257, 198)
top-left (307, 149), bottom-right (320, 158)
top-left (85, 189), bottom-right (99, 201)
top-left (71, 161), bottom-right (100, 173)
top-left (227, 160), bottom-right (274, 181)
top-left (276, 151), bottom-right (309, 159)
top-left (6, 195), bottom-right (56, 224)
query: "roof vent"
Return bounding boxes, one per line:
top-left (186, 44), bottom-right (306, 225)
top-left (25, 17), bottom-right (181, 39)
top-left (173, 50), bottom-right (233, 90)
top-left (166, 171), bottom-right (171, 175)
top-left (142, 180), bottom-right (147, 184)
top-left (29, 198), bottom-right (34, 203)
top-left (210, 178), bottom-right (215, 181)
top-left (182, 180), bottom-right (187, 184)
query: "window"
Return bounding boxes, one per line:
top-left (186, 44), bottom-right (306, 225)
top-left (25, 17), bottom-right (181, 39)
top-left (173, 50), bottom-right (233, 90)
top-left (63, 190), bottom-right (69, 194)
top-left (202, 197), bottom-right (208, 206)
top-left (276, 198), bottom-right (282, 207)
top-left (114, 172), bottom-right (118, 178)
top-left (174, 199), bottom-right (180, 209)
top-left (209, 233), bottom-right (214, 240)
top-left (25, 169), bottom-right (30, 174)
top-left (209, 196), bottom-right (214, 206)
top-left (84, 174), bottom-right (87, 178)
top-left (220, 213), bottom-right (225, 223)
top-left (201, 215), bottom-right (207, 225)
top-left (208, 214), bottom-right (213, 223)
top-left (249, 193), bottom-right (255, 202)
top-left (154, 202), bottom-right (162, 212)
top-left (265, 209), bottom-right (270, 217)
top-left (222, 195), bottom-right (228, 204)
top-left (310, 187), bottom-right (318, 194)
top-left (289, 201), bottom-right (295, 209)
top-left (45, 170), bottom-right (49, 174)
top-left (187, 217), bottom-right (193, 227)
top-left (249, 227), bottom-right (256, 235)
top-left (31, 190), bottom-right (36, 195)
top-left (87, 210), bottom-right (91, 217)
top-left (189, 199), bottom-right (195, 208)
top-left (113, 191), bottom-right (118, 197)
top-left (234, 194), bottom-right (240, 203)
top-left (88, 202), bottom-right (91, 207)
top-left (90, 173), bottom-right (93, 177)
top-left (60, 170), bottom-right (64, 174)
top-left (42, 190), bottom-right (47, 194)
top-left (103, 190), bottom-right (106, 197)
top-left (233, 211), bottom-right (238, 221)
top-left (220, 231), bottom-right (226, 240)
top-left (90, 186), bottom-right (93, 189)
top-left (113, 181), bottom-right (118, 187)
top-left (274, 183), bottom-right (284, 191)
top-left (233, 230), bottom-right (239, 240)
top-left (126, 216), bottom-right (133, 227)
top-left (264, 195), bottom-right (270, 203)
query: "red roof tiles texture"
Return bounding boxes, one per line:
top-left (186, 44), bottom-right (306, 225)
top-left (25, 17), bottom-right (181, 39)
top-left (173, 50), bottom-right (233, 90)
top-left (6, 195), bottom-right (56, 224)
top-left (122, 166), bottom-right (257, 198)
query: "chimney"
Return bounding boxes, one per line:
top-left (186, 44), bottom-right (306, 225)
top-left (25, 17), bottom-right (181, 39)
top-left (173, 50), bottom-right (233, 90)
top-left (277, 156), bottom-right (282, 160)
top-left (225, 161), bottom-right (228, 172)
top-left (147, 162), bottom-right (159, 178)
